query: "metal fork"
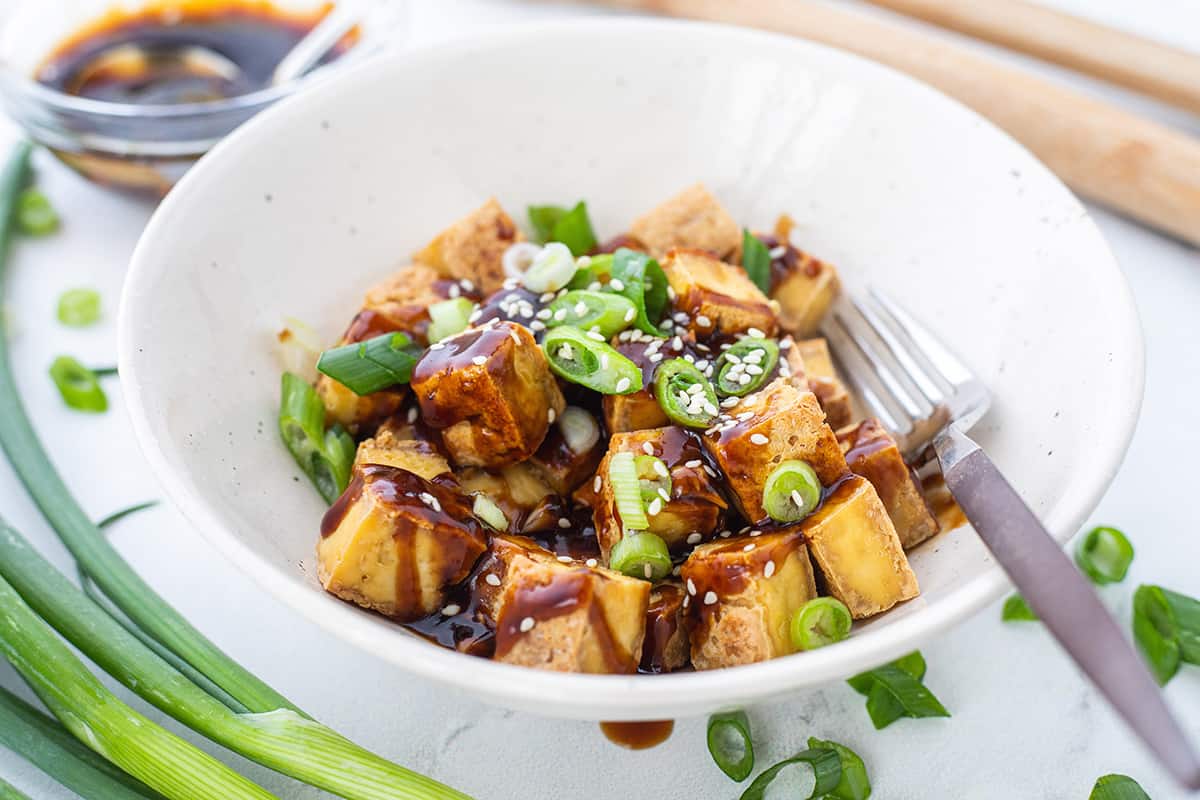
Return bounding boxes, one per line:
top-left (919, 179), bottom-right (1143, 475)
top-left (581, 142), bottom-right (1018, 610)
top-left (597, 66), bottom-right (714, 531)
top-left (823, 288), bottom-right (1200, 790)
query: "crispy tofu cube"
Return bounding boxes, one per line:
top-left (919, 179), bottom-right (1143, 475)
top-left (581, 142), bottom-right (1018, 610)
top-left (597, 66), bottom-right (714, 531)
top-left (480, 535), bottom-right (649, 674)
top-left (801, 475), bottom-right (919, 618)
top-left (594, 427), bottom-right (729, 560)
top-left (602, 335), bottom-right (669, 433)
top-left (793, 338), bottom-right (853, 429)
top-left (770, 244), bottom-right (839, 337)
top-left (682, 529), bottom-right (818, 669)
top-left (630, 184), bottom-right (741, 260)
top-left (702, 379), bottom-right (848, 523)
top-left (414, 198), bottom-right (521, 295)
top-left (641, 582), bottom-right (690, 673)
top-left (318, 465), bottom-right (488, 621)
top-left (838, 419), bottom-right (939, 549)
top-left (354, 422), bottom-right (451, 480)
top-left (662, 249), bottom-right (778, 339)
top-left (526, 412), bottom-right (605, 496)
top-left (315, 376), bottom-right (404, 436)
top-left (410, 321), bottom-right (564, 468)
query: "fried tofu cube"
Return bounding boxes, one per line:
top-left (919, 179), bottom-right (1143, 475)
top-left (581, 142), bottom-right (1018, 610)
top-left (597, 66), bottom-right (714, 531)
top-left (793, 338), bottom-right (854, 429)
top-left (771, 246), bottom-right (839, 337)
top-left (801, 475), bottom-right (919, 618)
top-left (481, 535), bottom-right (649, 674)
top-left (838, 419), bottom-right (939, 549)
top-left (525, 411), bottom-right (605, 496)
top-left (594, 426), bottom-right (729, 560)
top-left (702, 379), bottom-right (848, 523)
top-left (318, 465), bottom-right (488, 621)
top-left (410, 321), bottom-right (564, 468)
top-left (641, 582), bottom-right (690, 673)
top-left (315, 376), bottom-right (404, 436)
top-left (414, 198), bottom-right (521, 295)
top-left (354, 421), bottom-right (451, 480)
top-left (682, 529), bottom-right (818, 669)
top-left (662, 249), bottom-right (778, 339)
top-left (629, 184), bottom-right (741, 260)
top-left (602, 336), bottom-right (669, 433)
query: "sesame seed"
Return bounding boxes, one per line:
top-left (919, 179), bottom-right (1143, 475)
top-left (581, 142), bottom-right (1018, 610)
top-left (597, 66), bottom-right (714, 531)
top-left (703, 591), bottom-right (718, 605)
top-left (593, 475), bottom-right (602, 493)
top-left (441, 604), bottom-right (461, 616)
top-left (429, 342), bottom-right (446, 351)
top-left (720, 530), bottom-right (732, 538)
top-left (540, 292), bottom-right (556, 303)
top-left (407, 406), bottom-right (418, 423)
top-left (790, 490), bottom-right (805, 509)
top-left (682, 595), bottom-right (690, 608)
top-left (471, 356), bottom-right (487, 366)
top-left (610, 279), bottom-right (626, 291)
top-left (695, 314), bottom-right (712, 328)
top-left (536, 308), bottom-right (552, 320)
top-left (749, 529), bottom-right (762, 537)
top-left (672, 565), bottom-right (682, 576)
top-left (642, 441), bottom-right (655, 455)
top-left (574, 301), bottom-right (589, 316)
top-left (649, 353), bottom-right (664, 363)
top-left (745, 364), bottom-right (763, 376)
top-left (485, 573), bottom-right (501, 586)
top-left (600, 353), bottom-right (610, 369)
top-left (615, 377), bottom-right (632, 393)
top-left (703, 465), bottom-right (718, 477)
top-left (667, 286), bottom-right (677, 301)
top-left (647, 498), bottom-right (663, 516)
top-left (548, 408), bottom-right (557, 424)
top-left (721, 396), bottom-right (740, 408)
top-left (510, 330), bottom-right (521, 345)
top-left (686, 578), bottom-right (697, 595)
top-left (657, 487), bottom-right (671, 502)
top-left (682, 459), bottom-right (701, 469)
top-left (588, 281), bottom-right (602, 291)
top-left (553, 309), bottom-right (568, 321)
top-left (747, 328), bottom-right (766, 339)
top-left (586, 558), bottom-right (598, 568)
top-left (624, 307), bottom-right (636, 322)
top-left (643, 563), bottom-right (653, 578)
top-left (750, 433), bottom-right (769, 445)
top-left (737, 411), bottom-right (754, 421)
top-left (652, 460), bottom-right (669, 477)
top-left (586, 330), bottom-right (605, 342)
top-left (448, 284), bottom-right (461, 298)
top-left (557, 554), bottom-right (573, 562)
top-left (672, 336), bottom-right (683, 350)
top-left (460, 279), bottom-right (475, 291)
top-left (531, 320), bottom-right (546, 331)
top-left (686, 532), bottom-right (702, 544)
top-left (743, 543), bottom-right (755, 552)
top-left (764, 561), bottom-right (776, 578)
top-left (519, 617), bottom-right (535, 633)
top-left (769, 245), bottom-right (787, 259)
top-left (558, 517), bottom-right (571, 529)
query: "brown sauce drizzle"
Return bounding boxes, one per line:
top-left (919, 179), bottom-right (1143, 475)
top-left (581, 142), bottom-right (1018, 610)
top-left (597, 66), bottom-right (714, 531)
top-left (599, 720), bottom-right (675, 750)
top-left (410, 323), bottom-right (522, 428)
top-left (640, 584), bottom-right (685, 674)
top-left (473, 287), bottom-right (550, 340)
top-left (593, 233), bottom-right (646, 255)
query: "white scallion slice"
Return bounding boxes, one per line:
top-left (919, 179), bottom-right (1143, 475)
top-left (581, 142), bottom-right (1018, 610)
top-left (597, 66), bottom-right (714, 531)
top-left (521, 242), bottom-right (576, 292)
top-left (607, 451), bottom-right (649, 531)
top-left (472, 494), bottom-right (509, 531)
top-left (502, 241), bottom-right (542, 279)
top-left (558, 406), bottom-right (599, 454)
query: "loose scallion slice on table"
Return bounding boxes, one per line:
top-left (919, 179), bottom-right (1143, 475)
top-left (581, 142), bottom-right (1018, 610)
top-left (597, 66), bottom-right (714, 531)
top-left (1089, 774), bottom-right (1151, 800)
top-left (1075, 526), bottom-right (1134, 585)
top-left (790, 597), bottom-right (852, 651)
top-left (634, 454), bottom-right (672, 505)
top-left (546, 290), bottom-right (637, 337)
top-left (806, 738), bottom-right (871, 800)
top-left (741, 230), bottom-right (772, 295)
top-left (57, 288), bottom-right (101, 327)
top-left (543, 326), bottom-right (642, 394)
top-left (609, 248), bottom-right (668, 335)
top-left (49, 356), bottom-right (107, 412)
top-left (426, 297), bottom-right (476, 343)
top-left (762, 459), bottom-right (820, 522)
top-left (527, 201), bottom-right (596, 256)
top-left (714, 337), bottom-right (779, 397)
top-left (278, 373), bottom-right (354, 504)
top-left (848, 651), bottom-right (948, 729)
top-left (607, 450), bottom-right (649, 531)
top-left (739, 747), bottom-right (842, 800)
top-left (316, 331), bottom-right (420, 395)
top-left (1001, 594), bottom-right (1039, 622)
top-left (1132, 584), bottom-right (1200, 685)
top-left (653, 358), bottom-right (718, 428)
top-left (608, 532), bottom-right (672, 581)
top-left (707, 710), bottom-right (754, 782)
top-left (15, 187), bottom-right (58, 236)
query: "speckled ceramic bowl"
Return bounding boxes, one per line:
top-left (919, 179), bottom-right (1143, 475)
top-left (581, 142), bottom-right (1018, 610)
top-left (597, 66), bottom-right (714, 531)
top-left (119, 19), bottom-right (1143, 720)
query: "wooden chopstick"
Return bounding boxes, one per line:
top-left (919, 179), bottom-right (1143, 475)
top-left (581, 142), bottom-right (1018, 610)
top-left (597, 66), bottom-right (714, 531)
top-left (591, 0), bottom-right (1200, 248)
top-left (865, 0), bottom-right (1200, 115)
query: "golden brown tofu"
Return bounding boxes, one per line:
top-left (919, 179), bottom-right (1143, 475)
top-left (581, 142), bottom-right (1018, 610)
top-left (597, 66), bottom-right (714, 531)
top-left (794, 338), bottom-right (854, 429)
top-left (525, 413), bottom-right (605, 496)
top-left (315, 376), bottom-right (404, 437)
top-left (629, 184), bottom-right (741, 260)
top-left (481, 535), bottom-right (649, 674)
top-left (801, 475), bottom-right (919, 618)
top-left (702, 379), bottom-right (848, 523)
top-left (662, 248), bottom-right (778, 340)
top-left (413, 198), bottom-right (522, 295)
top-left (682, 529), bottom-right (818, 669)
top-left (838, 419), bottom-right (939, 550)
top-left (594, 426), bottom-right (729, 560)
top-left (770, 243), bottom-right (839, 337)
top-left (318, 465), bottom-right (488, 621)
top-left (602, 334), bottom-right (669, 434)
top-left (641, 582), bottom-right (690, 673)
top-left (410, 321), bottom-right (564, 468)
top-left (354, 425), bottom-right (450, 481)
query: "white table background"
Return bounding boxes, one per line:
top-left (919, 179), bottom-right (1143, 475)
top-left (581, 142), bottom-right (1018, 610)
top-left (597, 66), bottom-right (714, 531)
top-left (2, 1), bottom-right (1199, 797)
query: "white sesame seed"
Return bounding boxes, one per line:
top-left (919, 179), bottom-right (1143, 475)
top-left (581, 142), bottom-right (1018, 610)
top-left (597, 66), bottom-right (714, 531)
top-left (686, 578), bottom-right (697, 595)
top-left (536, 308), bottom-right (552, 320)
top-left (586, 330), bottom-right (605, 342)
top-left (558, 517), bottom-right (571, 529)
top-left (721, 396), bottom-right (739, 408)
top-left (647, 498), bottom-right (663, 516)
top-left (703, 591), bottom-right (718, 605)
top-left (720, 530), bottom-right (732, 538)
top-left (448, 284), bottom-right (461, 299)
top-left (744, 544), bottom-right (757, 553)
top-left (672, 336), bottom-right (683, 350)
top-left (657, 487), bottom-right (671, 502)
top-left (531, 320), bottom-right (546, 332)
top-left (644, 563), bottom-right (653, 578)
top-left (745, 364), bottom-right (763, 376)
top-left (642, 441), bottom-right (655, 455)
top-left (615, 377), bottom-right (632, 393)
top-left (652, 460), bottom-right (669, 477)
top-left (764, 561), bottom-right (776, 578)
top-left (588, 281), bottom-right (602, 292)
top-left (553, 309), bottom-right (568, 321)
top-left (406, 406), bottom-right (418, 423)
top-left (667, 286), bottom-right (677, 301)
top-left (574, 301), bottom-right (589, 316)
top-left (749, 529), bottom-right (762, 537)
top-left (738, 373), bottom-right (753, 385)
top-left (547, 408), bottom-right (557, 424)
top-left (769, 245), bottom-right (787, 259)
top-left (695, 314), bottom-right (712, 328)
top-left (750, 433), bottom-right (769, 445)
top-left (429, 342), bottom-right (446, 351)
top-left (460, 279), bottom-right (475, 291)
top-left (557, 555), bottom-right (573, 562)
top-left (600, 353), bottom-right (610, 369)
top-left (672, 565), bottom-right (682, 576)
top-left (586, 558), bottom-right (598, 568)
top-left (624, 307), bottom-right (636, 322)
top-left (519, 617), bottom-right (535, 633)
top-left (686, 532), bottom-right (703, 545)
top-left (471, 355), bottom-right (487, 366)
top-left (485, 573), bottom-right (501, 586)
top-left (747, 328), bottom-right (766, 339)
top-left (649, 353), bottom-right (664, 363)
top-left (610, 279), bottom-right (625, 291)
top-left (790, 490), bottom-right (805, 509)
top-left (593, 475), bottom-right (602, 493)
top-left (441, 604), bottom-right (461, 616)
top-left (683, 594), bottom-right (690, 608)
top-left (510, 330), bottom-right (521, 345)
top-left (703, 465), bottom-right (718, 477)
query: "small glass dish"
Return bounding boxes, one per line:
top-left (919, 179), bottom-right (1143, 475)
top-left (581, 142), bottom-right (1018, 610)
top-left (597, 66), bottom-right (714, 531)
top-left (0, 0), bottom-right (406, 196)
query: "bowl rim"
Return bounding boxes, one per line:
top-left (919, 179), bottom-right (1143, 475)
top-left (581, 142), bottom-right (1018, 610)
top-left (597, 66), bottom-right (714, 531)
top-left (118, 17), bottom-right (1144, 720)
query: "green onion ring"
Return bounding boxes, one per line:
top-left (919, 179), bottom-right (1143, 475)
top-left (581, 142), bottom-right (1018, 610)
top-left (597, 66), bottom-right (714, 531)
top-left (653, 358), bottom-right (719, 428)
top-left (762, 460), bottom-right (821, 523)
top-left (1074, 526), bottom-right (1134, 585)
top-left (806, 738), bottom-right (871, 800)
top-left (48, 356), bottom-right (106, 413)
top-left (738, 748), bottom-right (841, 800)
top-left (714, 338), bottom-right (780, 397)
top-left (546, 290), bottom-right (637, 338)
top-left (608, 532), bottom-right (672, 581)
top-left (707, 711), bottom-right (754, 782)
top-left (790, 597), bottom-right (852, 651)
top-left (542, 326), bottom-right (642, 395)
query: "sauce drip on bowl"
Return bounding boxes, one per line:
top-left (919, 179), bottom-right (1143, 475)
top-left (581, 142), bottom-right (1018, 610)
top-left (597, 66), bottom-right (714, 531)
top-left (599, 720), bottom-right (675, 750)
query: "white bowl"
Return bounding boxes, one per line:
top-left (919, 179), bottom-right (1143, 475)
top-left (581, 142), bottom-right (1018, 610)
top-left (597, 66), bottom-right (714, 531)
top-left (119, 19), bottom-right (1143, 721)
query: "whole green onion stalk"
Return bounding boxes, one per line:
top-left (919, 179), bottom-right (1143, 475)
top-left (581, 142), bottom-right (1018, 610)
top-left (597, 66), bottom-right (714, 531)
top-left (0, 142), bottom-right (471, 799)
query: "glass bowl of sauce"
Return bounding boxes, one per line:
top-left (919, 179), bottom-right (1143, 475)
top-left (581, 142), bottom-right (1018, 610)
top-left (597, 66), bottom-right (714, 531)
top-left (0, 1), bottom-right (405, 196)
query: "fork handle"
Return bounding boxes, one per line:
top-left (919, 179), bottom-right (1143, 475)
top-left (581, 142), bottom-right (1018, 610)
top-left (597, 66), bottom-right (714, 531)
top-left (935, 426), bottom-right (1200, 789)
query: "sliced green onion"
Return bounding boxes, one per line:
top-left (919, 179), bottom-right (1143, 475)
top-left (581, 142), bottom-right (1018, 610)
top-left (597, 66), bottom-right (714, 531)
top-left (568, 253), bottom-right (613, 289)
top-left (278, 373), bottom-right (352, 504)
top-left (323, 424), bottom-right (356, 497)
top-left (316, 331), bottom-right (420, 395)
top-left (714, 338), bottom-right (779, 397)
top-left (528, 201), bottom-right (596, 256)
top-left (1075, 526), bottom-right (1134, 585)
top-left (607, 450), bottom-right (649, 531)
top-left (546, 290), bottom-right (637, 338)
top-left (543, 326), bottom-right (642, 395)
top-left (806, 738), bottom-right (871, 800)
top-left (15, 187), bottom-right (58, 236)
top-left (0, 777), bottom-right (30, 800)
top-left (653, 358), bottom-right (718, 428)
top-left (91, 365), bottom-right (119, 377)
top-left (790, 597), bottom-right (852, 650)
top-left (609, 532), bottom-right (672, 581)
top-left (1002, 594), bottom-right (1038, 622)
top-left (558, 405), bottom-right (600, 453)
top-left (48, 356), bottom-right (107, 413)
top-left (1090, 774), bottom-right (1151, 800)
top-left (56, 288), bottom-right (101, 327)
top-left (610, 248), bottom-right (667, 334)
top-left (741, 230), bottom-right (771, 295)
top-left (1132, 584), bottom-right (1200, 685)
top-left (427, 297), bottom-right (475, 343)
top-left (763, 460), bottom-right (820, 523)
top-left (739, 748), bottom-right (842, 800)
top-left (522, 242), bottom-right (578, 292)
top-left (634, 454), bottom-right (672, 506)
top-left (707, 711), bottom-right (754, 782)
top-left (472, 494), bottom-right (508, 531)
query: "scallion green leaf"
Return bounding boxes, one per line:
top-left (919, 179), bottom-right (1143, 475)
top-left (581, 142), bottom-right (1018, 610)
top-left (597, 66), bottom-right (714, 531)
top-left (543, 326), bottom-right (642, 395)
top-left (739, 748), bottom-right (842, 800)
top-left (1002, 594), bottom-right (1039, 622)
top-left (1132, 584), bottom-right (1200, 685)
top-left (546, 290), bottom-right (637, 338)
top-left (806, 738), bottom-right (871, 800)
top-left (848, 651), bottom-right (947, 730)
top-left (48, 356), bottom-right (107, 413)
top-left (790, 597), bottom-right (852, 650)
top-left (528, 201), bottom-right (596, 256)
top-left (278, 373), bottom-right (353, 504)
top-left (714, 337), bottom-right (779, 397)
top-left (653, 358), bottom-right (718, 428)
top-left (607, 450), bottom-right (649, 531)
top-left (568, 253), bottom-right (613, 290)
top-left (316, 331), bottom-right (420, 396)
top-left (707, 711), bottom-right (754, 782)
top-left (1089, 774), bottom-right (1151, 800)
top-left (16, 187), bottom-right (58, 236)
top-left (741, 230), bottom-right (771, 295)
top-left (427, 297), bottom-right (475, 343)
top-left (610, 248), bottom-right (667, 334)
top-left (56, 288), bottom-right (101, 327)
top-left (1075, 526), bottom-right (1134, 585)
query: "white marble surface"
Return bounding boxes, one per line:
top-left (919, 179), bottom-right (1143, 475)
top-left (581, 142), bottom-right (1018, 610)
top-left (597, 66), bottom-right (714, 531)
top-left (1, 1), bottom-right (1199, 798)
